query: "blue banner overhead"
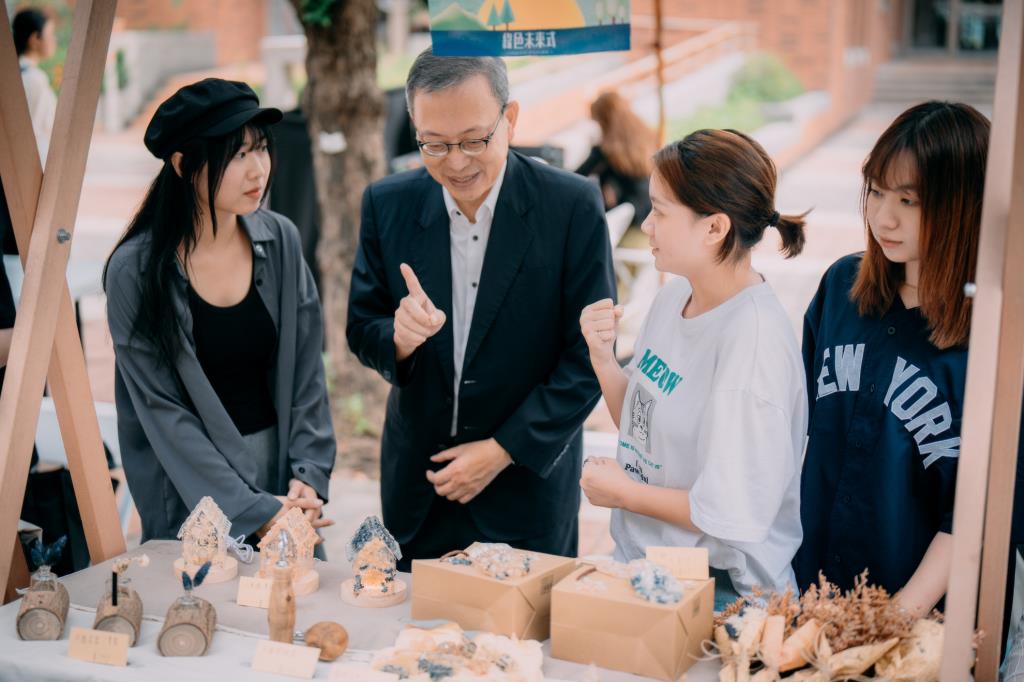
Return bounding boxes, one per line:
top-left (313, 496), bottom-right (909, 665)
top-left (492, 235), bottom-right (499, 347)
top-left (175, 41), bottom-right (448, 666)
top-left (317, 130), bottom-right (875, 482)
top-left (428, 0), bottom-right (631, 57)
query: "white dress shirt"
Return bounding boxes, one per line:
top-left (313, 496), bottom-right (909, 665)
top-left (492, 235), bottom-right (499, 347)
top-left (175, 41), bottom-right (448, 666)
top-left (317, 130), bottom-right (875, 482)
top-left (19, 57), bottom-right (56, 165)
top-left (442, 160), bottom-right (508, 437)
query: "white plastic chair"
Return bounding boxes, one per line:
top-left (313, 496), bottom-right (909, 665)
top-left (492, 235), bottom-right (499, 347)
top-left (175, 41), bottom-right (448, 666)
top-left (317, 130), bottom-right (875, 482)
top-left (605, 202), bottom-right (635, 249)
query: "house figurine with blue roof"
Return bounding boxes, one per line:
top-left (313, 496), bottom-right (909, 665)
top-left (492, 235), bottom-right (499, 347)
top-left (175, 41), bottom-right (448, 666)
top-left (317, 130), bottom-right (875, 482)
top-left (340, 516), bottom-right (407, 607)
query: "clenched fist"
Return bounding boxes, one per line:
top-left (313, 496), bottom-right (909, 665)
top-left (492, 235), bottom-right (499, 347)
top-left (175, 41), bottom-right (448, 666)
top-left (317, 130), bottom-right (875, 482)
top-left (580, 298), bottom-right (623, 368)
top-left (395, 263), bottom-right (446, 362)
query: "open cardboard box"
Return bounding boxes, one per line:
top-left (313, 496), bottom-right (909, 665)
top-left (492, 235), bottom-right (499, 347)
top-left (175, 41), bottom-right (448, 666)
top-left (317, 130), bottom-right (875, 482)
top-left (551, 564), bottom-right (714, 681)
top-left (411, 543), bottom-right (576, 641)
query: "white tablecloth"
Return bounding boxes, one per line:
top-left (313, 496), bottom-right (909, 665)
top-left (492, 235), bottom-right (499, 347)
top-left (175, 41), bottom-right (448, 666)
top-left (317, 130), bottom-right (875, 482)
top-left (0, 540), bottom-right (720, 681)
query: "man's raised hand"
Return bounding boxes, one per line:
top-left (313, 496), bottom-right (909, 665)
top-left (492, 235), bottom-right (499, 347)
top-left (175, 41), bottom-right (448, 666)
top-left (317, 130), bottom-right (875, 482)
top-left (394, 263), bottom-right (446, 361)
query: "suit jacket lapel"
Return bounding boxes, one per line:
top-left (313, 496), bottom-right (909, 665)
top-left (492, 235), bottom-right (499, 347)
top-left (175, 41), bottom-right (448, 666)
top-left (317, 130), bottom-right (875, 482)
top-left (414, 186), bottom-right (455, 388)
top-left (464, 153), bottom-right (535, 370)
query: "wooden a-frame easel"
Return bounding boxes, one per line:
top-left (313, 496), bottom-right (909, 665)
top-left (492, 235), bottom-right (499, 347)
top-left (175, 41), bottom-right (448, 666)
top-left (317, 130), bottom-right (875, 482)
top-left (0, 0), bottom-right (124, 602)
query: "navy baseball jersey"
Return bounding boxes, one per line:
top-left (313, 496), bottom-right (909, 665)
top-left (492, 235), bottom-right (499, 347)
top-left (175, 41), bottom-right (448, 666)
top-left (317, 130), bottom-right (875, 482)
top-left (794, 253), bottom-right (963, 594)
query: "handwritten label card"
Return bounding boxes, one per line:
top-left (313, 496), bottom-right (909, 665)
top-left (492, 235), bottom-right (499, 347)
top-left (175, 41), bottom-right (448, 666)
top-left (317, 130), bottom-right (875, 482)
top-left (329, 663), bottom-right (401, 681)
top-left (252, 640), bottom-right (320, 679)
top-left (646, 546), bottom-right (710, 580)
top-left (67, 627), bottom-right (130, 666)
top-left (236, 576), bottom-right (273, 608)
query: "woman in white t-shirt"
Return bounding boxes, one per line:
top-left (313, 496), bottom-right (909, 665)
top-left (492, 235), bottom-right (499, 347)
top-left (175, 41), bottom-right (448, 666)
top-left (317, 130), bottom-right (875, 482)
top-left (579, 129), bottom-right (809, 608)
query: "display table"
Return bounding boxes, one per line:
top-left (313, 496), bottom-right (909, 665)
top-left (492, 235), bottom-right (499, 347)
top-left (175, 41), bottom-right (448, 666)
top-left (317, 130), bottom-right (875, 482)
top-left (0, 541), bottom-right (720, 680)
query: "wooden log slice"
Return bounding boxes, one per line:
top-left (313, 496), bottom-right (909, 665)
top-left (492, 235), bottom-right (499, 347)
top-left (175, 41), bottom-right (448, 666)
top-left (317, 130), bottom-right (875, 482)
top-left (17, 581), bottom-right (69, 641)
top-left (93, 588), bottom-right (143, 646)
top-left (158, 596), bottom-right (216, 656)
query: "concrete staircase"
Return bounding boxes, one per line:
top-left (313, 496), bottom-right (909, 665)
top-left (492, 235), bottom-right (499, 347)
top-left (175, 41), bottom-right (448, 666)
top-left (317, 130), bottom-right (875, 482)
top-left (873, 56), bottom-right (996, 108)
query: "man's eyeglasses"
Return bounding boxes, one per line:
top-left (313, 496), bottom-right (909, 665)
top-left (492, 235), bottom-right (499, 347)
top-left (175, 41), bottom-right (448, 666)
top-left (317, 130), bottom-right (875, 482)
top-left (416, 108), bottom-right (506, 158)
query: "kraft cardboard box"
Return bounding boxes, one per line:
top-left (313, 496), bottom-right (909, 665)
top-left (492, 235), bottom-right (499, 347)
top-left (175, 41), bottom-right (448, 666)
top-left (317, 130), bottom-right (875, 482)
top-left (411, 544), bottom-right (576, 641)
top-left (550, 565), bottom-right (714, 681)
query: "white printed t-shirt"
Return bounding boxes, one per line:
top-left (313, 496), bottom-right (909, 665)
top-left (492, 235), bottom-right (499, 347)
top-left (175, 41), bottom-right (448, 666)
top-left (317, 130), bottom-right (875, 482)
top-left (611, 276), bottom-right (807, 595)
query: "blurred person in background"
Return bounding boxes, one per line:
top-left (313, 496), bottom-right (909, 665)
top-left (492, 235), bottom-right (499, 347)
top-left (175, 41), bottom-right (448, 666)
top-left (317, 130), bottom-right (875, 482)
top-left (13, 7), bottom-right (57, 165)
top-left (575, 91), bottom-right (657, 227)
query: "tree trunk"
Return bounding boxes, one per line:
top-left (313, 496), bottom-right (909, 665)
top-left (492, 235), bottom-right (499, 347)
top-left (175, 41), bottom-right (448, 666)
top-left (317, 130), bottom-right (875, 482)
top-left (290, 0), bottom-right (390, 459)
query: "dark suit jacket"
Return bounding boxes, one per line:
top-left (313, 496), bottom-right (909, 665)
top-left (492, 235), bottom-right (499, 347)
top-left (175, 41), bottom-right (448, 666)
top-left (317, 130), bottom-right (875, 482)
top-left (347, 151), bottom-right (616, 546)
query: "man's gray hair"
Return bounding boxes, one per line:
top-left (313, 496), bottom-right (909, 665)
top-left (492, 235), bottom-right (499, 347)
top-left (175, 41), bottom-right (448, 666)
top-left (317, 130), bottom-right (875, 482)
top-left (405, 47), bottom-right (509, 115)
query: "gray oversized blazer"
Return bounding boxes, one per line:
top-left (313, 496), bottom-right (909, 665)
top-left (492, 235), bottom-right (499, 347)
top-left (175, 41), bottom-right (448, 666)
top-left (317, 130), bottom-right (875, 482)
top-left (105, 209), bottom-right (335, 541)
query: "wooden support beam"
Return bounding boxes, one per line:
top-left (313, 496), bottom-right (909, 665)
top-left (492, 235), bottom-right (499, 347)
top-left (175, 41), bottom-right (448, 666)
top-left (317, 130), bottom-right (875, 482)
top-left (941, 3), bottom-right (1024, 680)
top-left (0, 0), bottom-right (123, 591)
top-left (3, 538), bottom-right (29, 605)
top-left (0, 0), bottom-right (125, 570)
top-left (974, 1), bottom-right (1024, 676)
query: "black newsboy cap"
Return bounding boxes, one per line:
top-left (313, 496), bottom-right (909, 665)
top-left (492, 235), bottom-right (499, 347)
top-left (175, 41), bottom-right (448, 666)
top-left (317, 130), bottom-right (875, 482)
top-left (143, 78), bottom-right (282, 159)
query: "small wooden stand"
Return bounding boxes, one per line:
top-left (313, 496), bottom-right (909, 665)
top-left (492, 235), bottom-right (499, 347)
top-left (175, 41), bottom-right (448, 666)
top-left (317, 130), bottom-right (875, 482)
top-left (93, 587), bottom-right (143, 646)
top-left (340, 577), bottom-right (408, 608)
top-left (16, 581), bottom-right (69, 640)
top-left (158, 596), bottom-right (216, 656)
top-left (173, 557), bottom-right (237, 585)
top-left (291, 568), bottom-right (319, 596)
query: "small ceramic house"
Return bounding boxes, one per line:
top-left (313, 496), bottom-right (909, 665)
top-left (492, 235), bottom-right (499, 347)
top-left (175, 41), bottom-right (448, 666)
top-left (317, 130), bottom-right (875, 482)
top-left (177, 496), bottom-right (230, 569)
top-left (257, 508), bottom-right (320, 595)
top-left (347, 516), bottom-right (402, 596)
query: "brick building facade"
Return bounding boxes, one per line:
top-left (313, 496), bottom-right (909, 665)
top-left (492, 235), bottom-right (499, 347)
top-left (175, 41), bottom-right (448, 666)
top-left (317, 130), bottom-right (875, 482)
top-left (114, 0), bottom-right (268, 64)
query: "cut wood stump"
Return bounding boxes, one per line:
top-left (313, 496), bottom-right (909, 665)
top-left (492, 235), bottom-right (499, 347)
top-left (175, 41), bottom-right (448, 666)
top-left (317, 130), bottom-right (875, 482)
top-left (16, 581), bottom-right (69, 640)
top-left (158, 596), bottom-right (216, 656)
top-left (94, 587), bottom-right (143, 646)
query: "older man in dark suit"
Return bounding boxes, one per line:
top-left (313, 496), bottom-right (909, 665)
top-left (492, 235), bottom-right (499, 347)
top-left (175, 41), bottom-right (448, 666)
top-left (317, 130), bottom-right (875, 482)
top-left (347, 48), bottom-right (615, 569)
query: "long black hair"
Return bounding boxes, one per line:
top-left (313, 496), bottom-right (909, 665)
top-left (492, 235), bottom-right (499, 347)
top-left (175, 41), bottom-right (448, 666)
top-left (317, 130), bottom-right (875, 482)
top-left (103, 122), bottom-right (275, 365)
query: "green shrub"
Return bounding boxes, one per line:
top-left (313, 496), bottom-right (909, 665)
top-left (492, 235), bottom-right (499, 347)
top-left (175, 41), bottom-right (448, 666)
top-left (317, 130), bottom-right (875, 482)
top-left (667, 93), bottom-right (764, 141)
top-left (730, 52), bottom-right (803, 103)
top-left (666, 52), bottom-right (802, 140)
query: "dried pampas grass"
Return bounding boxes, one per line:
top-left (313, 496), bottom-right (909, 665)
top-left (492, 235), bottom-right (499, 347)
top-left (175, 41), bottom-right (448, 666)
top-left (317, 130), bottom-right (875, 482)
top-left (796, 571), bottom-right (916, 652)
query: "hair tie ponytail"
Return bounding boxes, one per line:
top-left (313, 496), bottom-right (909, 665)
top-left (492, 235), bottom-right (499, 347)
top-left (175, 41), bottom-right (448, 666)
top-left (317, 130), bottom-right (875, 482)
top-left (768, 210), bottom-right (781, 227)
top-left (774, 210), bottom-right (809, 259)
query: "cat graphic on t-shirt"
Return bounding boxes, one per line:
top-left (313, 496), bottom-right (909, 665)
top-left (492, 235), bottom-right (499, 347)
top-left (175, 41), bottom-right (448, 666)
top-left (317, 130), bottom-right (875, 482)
top-left (629, 385), bottom-right (656, 453)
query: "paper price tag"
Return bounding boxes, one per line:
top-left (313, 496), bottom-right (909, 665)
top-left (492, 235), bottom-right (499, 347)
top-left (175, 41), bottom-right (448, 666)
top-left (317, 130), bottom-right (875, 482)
top-left (645, 546), bottom-right (710, 580)
top-left (237, 576), bottom-right (273, 608)
top-left (329, 663), bottom-right (401, 681)
top-left (251, 640), bottom-right (320, 678)
top-left (67, 627), bottom-right (129, 666)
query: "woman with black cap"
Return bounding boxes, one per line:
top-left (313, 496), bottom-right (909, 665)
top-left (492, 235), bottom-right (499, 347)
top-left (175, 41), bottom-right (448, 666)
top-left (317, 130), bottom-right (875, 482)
top-left (103, 78), bottom-right (336, 547)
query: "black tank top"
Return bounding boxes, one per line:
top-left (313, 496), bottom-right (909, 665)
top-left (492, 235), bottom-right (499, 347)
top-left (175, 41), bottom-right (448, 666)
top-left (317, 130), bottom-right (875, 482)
top-left (188, 272), bottom-right (278, 435)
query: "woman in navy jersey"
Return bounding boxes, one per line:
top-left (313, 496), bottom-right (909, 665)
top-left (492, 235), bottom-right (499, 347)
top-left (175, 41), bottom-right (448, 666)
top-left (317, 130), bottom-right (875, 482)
top-left (794, 101), bottom-right (989, 617)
